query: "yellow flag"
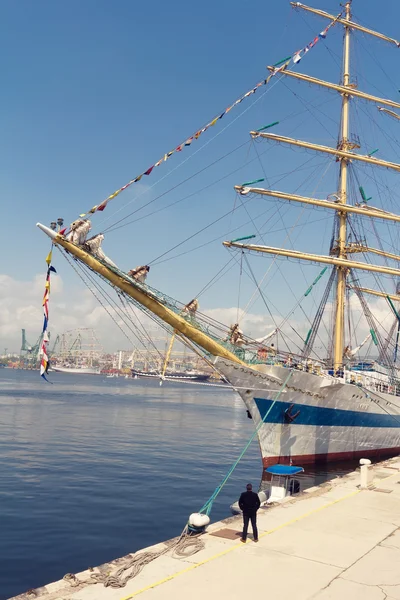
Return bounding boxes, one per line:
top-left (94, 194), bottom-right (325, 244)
top-left (210, 117), bottom-right (218, 126)
top-left (45, 251), bottom-right (53, 265)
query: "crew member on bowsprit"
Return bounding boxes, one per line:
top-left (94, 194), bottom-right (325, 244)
top-left (238, 483), bottom-right (261, 543)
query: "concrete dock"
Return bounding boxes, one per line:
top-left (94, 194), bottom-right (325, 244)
top-left (12, 457), bottom-right (400, 600)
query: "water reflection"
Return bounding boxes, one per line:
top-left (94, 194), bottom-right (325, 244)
top-left (0, 370), bottom-right (360, 600)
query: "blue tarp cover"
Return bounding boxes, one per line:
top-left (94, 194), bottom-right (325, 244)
top-left (265, 465), bottom-right (304, 475)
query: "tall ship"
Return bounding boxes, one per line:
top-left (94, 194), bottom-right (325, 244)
top-left (38, 1), bottom-right (400, 465)
top-left (50, 329), bottom-right (102, 375)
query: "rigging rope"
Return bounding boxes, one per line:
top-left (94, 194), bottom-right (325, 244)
top-left (236, 252), bottom-right (243, 324)
top-left (97, 74), bottom-right (285, 231)
top-left (57, 249), bottom-right (151, 355)
top-left (350, 272), bottom-right (394, 373)
top-left (198, 369), bottom-right (294, 517)
top-left (301, 268), bottom-right (335, 360)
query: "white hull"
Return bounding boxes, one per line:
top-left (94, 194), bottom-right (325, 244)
top-left (131, 369), bottom-right (209, 382)
top-left (52, 366), bottom-right (100, 375)
top-left (216, 358), bottom-right (400, 466)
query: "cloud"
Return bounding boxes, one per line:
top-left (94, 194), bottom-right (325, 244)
top-left (204, 307), bottom-right (279, 338)
top-left (205, 297), bottom-right (395, 360)
top-left (0, 272), bottom-right (157, 354)
top-left (1, 271), bottom-right (396, 361)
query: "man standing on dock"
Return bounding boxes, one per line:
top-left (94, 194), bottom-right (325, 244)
top-left (239, 483), bottom-right (260, 543)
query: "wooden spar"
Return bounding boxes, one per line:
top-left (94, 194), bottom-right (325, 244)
top-left (36, 223), bottom-right (246, 366)
top-left (234, 187), bottom-right (400, 224)
top-left (250, 132), bottom-right (400, 173)
top-left (349, 286), bottom-right (400, 303)
top-left (290, 2), bottom-right (400, 47)
top-left (378, 107), bottom-right (400, 121)
top-left (161, 332), bottom-right (176, 379)
top-left (267, 68), bottom-right (400, 111)
top-left (344, 245), bottom-right (400, 262)
top-left (222, 241), bottom-right (400, 278)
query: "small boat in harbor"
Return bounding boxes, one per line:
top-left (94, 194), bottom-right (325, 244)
top-left (52, 366), bottom-right (100, 375)
top-left (230, 465), bottom-right (304, 514)
top-left (131, 368), bottom-right (210, 382)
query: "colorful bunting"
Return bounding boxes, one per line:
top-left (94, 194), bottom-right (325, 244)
top-left (291, 12), bottom-right (341, 67)
top-left (39, 252), bottom-right (57, 383)
top-left (78, 11), bottom-right (342, 219)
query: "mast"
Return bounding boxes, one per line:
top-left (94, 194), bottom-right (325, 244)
top-left (36, 2), bottom-right (400, 373)
top-left (334, 0), bottom-right (352, 371)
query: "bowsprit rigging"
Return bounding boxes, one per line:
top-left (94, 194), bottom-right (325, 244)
top-left (38, 0), bottom-right (400, 471)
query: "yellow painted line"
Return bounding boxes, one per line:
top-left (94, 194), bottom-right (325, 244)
top-left (378, 470), bottom-right (400, 482)
top-left (120, 488), bottom-right (360, 600)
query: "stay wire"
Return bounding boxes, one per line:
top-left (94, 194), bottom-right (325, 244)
top-left (153, 160), bottom-right (325, 267)
top-left (148, 197), bottom-right (255, 265)
top-left (238, 253), bottom-right (303, 356)
top-left (233, 185), bottom-right (329, 355)
top-left (199, 369), bottom-right (294, 515)
top-left (56, 249), bottom-right (151, 355)
top-left (63, 253), bottom-right (177, 362)
top-left (103, 140), bottom-right (251, 234)
top-left (99, 75), bottom-right (285, 232)
top-left (103, 88), bottom-right (340, 237)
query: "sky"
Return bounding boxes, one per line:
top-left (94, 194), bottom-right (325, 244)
top-left (1, 0), bottom-right (400, 354)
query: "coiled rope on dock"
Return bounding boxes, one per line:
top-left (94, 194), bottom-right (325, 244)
top-left (63, 370), bottom-right (294, 590)
top-left (63, 526), bottom-right (204, 590)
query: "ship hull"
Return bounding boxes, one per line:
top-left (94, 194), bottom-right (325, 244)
top-left (131, 369), bottom-right (210, 382)
top-left (216, 358), bottom-right (400, 466)
top-left (52, 366), bottom-right (100, 375)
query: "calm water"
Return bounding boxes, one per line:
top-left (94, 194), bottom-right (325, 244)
top-left (1, 370), bottom-right (355, 599)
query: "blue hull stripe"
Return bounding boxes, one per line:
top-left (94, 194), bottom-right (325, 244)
top-left (254, 397), bottom-right (400, 428)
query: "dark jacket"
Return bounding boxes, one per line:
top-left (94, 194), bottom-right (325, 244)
top-left (239, 490), bottom-right (261, 514)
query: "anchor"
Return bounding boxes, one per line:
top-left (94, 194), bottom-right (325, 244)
top-left (284, 403), bottom-right (300, 423)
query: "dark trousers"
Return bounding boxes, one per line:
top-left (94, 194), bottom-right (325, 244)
top-left (242, 511), bottom-right (258, 540)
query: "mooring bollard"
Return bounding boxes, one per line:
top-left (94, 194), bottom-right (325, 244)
top-left (360, 458), bottom-right (372, 489)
